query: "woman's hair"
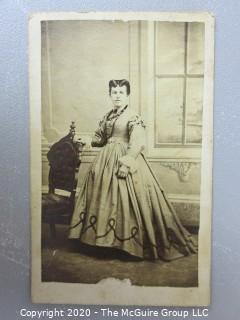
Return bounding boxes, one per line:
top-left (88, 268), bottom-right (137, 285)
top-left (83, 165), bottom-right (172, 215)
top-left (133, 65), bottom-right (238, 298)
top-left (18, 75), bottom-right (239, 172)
top-left (109, 79), bottom-right (130, 96)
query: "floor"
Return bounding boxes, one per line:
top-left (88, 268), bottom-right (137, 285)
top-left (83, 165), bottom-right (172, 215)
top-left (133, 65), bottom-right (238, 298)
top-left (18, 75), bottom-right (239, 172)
top-left (42, 224), bottom-right (198, 287)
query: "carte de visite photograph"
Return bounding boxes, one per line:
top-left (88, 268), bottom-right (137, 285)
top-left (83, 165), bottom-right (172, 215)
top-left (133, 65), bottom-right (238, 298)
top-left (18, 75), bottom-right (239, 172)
top-left (30, 12), bottom-right (214, 306)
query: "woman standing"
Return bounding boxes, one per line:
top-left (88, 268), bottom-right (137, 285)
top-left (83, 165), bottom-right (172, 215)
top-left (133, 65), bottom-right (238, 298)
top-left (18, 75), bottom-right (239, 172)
top-left (69, 79), bottom-right (197, 261)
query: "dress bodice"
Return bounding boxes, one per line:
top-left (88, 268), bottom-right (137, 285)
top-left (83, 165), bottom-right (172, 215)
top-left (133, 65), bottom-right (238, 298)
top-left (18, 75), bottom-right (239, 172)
top-left (91, 106), bottom-right (146, 148)
top-left (105, 107), bottom-right (131, 141)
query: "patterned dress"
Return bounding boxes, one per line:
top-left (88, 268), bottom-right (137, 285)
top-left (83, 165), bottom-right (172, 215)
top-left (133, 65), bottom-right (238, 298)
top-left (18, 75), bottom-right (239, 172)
top-left (69, 105), bottom-right (197, 260)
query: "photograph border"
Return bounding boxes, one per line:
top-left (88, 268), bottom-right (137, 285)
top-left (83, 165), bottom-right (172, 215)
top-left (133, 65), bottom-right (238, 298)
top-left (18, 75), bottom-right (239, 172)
top-left (30, 11), bottom-right (214, 306)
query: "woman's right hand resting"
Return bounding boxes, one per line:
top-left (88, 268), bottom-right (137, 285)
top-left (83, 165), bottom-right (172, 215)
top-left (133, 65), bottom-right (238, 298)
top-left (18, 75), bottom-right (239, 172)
top-left (117, 164), bottom-right (129, 179)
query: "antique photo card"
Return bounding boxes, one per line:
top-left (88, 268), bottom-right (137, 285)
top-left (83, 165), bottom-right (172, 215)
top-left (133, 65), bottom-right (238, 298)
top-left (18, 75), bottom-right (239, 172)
top-left (30, 12), bottom-right (214, 306)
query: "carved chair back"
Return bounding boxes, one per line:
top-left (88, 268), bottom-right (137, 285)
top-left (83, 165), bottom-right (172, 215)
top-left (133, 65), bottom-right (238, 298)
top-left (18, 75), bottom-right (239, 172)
top-left (42, 122), bottom-right (85, 237)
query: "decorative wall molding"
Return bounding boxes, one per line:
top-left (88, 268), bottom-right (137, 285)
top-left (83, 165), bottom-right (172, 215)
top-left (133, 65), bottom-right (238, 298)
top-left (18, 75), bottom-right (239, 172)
top-left (42, 138), bottom-right (51, 162)
top-left (160, 161), bottom-right (199, 182)
top-left (41, 143), bottom-right (201, 171)
top-left (41, 135), bottom-right (48, 145)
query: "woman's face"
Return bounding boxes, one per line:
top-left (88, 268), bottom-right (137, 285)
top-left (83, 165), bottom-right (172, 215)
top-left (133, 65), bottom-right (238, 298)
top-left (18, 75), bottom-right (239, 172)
top-left (110, 85), bottom-right (129, 109)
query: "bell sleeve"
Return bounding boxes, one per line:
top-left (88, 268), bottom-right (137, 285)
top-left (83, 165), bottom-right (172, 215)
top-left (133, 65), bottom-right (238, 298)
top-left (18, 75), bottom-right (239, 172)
top-left (91, 116), bottom-right (107, 147)
top-left (118, 115), bottom-right (146, 173)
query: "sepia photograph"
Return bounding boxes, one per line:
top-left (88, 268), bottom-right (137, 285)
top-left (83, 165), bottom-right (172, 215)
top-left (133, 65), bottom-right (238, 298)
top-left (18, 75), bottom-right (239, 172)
top-left (30, 12), bottom-right (214, 306)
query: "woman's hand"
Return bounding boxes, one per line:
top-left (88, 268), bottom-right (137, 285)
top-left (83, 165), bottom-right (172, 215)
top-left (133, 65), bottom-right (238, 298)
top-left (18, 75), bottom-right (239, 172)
top-left (117, 164), bottom-right (129, 179)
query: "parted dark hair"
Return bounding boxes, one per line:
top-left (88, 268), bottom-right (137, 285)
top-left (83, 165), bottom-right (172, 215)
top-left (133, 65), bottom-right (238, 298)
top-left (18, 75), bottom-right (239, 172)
top-left (109, 79), bottom-right (130, 96)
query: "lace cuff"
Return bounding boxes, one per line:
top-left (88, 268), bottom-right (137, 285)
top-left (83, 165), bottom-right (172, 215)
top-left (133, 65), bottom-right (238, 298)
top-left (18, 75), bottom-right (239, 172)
top-left (119, 155), bottom-right (138, 173)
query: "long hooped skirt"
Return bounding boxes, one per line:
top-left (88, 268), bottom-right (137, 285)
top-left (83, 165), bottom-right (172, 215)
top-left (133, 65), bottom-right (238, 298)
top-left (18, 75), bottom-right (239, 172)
top-left (69, 142), bottom-right (197, 261)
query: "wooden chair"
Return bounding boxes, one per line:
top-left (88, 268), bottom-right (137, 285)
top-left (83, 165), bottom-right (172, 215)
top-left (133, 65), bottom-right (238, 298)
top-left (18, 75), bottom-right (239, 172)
top-left (42, 122), bottom-right (84, 238)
